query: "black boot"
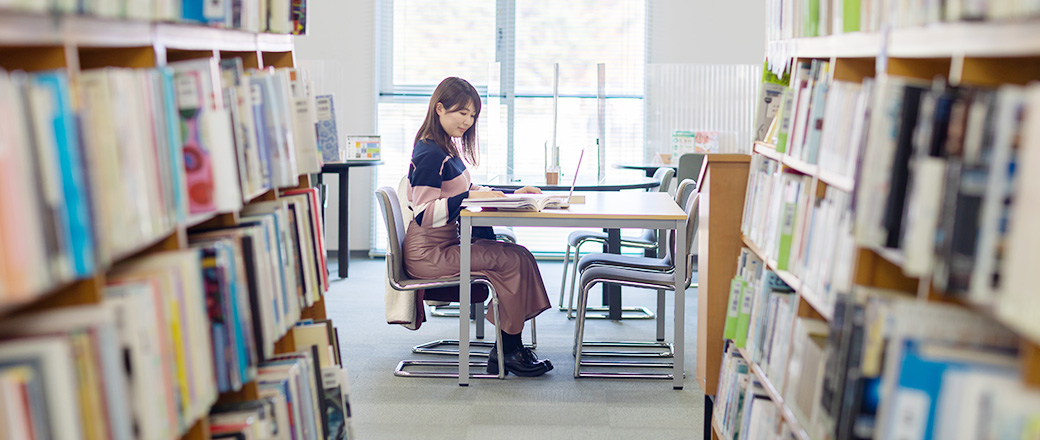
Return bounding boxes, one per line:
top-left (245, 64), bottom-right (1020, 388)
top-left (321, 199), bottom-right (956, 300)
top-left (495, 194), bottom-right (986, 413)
top-left (487, 345), bottom-right (551, 377)
top-left (517, 346), bottom-right (553, 371)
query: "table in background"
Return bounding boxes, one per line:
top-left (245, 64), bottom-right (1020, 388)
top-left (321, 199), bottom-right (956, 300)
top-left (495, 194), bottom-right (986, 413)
top-left (481, 174), bottom-right (659, 191)
top-left (457, 192), bottom-right (689, 388)
top-left (613, 163), bottom-right (676, 178)
top-left (480, 174), bottom-right (661, 320)
top-left (319, 160), bottom-right (383, 279)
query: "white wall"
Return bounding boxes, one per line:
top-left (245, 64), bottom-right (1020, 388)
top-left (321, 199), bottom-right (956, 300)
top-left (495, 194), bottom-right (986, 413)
top-left (648, 0), bottom-right (766, 65)
top-left (297, 0), bottom-right (765, 252)
top-left (295, 0), bottom-right (378, 251)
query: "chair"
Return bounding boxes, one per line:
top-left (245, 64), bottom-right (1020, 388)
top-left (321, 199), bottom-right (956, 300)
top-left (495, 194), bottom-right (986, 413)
top-left (565, 178), bottom-right (698, 330)
top-left (571, 189), bottom-right (699, 379)
top-left (375, 186), bottom-right (506, 379)
top-left (557, 167), bottom-right (675, 319)
top-left (676, 153), bottom-right (706, 186)
top-left (392, 175), bottom-right (536, 346)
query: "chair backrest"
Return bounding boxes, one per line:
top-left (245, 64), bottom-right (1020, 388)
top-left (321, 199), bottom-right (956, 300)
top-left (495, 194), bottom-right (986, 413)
top-left (676, 153), bottom-right (706, 188)
top-left (674, 178), bottom-right (696, 210)
top-left (663, 189), bottom-right (700, 285)
top-left (375, 186), bottom-right (409, 286)
top-left (652, 167), bottom-right (675, 194)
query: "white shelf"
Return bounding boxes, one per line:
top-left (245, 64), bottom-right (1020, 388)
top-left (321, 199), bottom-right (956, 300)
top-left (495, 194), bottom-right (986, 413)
top-left (0, 12), bottom-right (63, 45)
top-left (792, 32), bottom-right (883, 58)
top-left (156, 23), bottom-right (258, 52)
top-left (773, 19), bottom-right (1040, 60)
top-left (66, 16), bottom-right (153, 47)
top-left (889, 20), bottom-right (1040, 58)
top-left (257, 33), bottom-right (294, 52)
top-left (0, 12), bottom-right (292, 53)
top-left (817, 168), bottom-right (855, 193)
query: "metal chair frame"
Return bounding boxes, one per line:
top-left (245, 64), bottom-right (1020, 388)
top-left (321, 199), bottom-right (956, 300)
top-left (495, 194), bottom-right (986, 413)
top-left (571, 190), bottom-right (699, 380)
top-left (375, 186), bottom-right (506, 379)
top-left (557, 167), bottom-right (674, 319)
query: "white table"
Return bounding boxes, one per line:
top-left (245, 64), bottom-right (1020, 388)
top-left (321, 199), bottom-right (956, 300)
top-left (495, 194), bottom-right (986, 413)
top-left (458, 192), bottom-right (689, 389)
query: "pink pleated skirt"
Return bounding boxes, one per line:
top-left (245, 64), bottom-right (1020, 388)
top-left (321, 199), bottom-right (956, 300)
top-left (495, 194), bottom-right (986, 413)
top-left (402, 220), bottom-right (550, 334)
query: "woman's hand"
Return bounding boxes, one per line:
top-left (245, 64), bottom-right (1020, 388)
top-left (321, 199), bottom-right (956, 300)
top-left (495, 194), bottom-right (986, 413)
top-left (468, 190), bottom-right (507, 199)
top-left (515, 185), bottom-right (542, 194)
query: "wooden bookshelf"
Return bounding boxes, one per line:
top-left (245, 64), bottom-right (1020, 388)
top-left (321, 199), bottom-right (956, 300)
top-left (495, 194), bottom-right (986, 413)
top-left (741, 235), bottom-right (833, 322)
top-left (696, 154), bottom-right (751, 399)
top-left (0, 11), bottom-right (335, 440)
top-left (754, 141), bottom-right (855, 194)
top-left (725, 12), bottom-right (1040, 440)
top-left (736, 347), bottom-right (812, 440)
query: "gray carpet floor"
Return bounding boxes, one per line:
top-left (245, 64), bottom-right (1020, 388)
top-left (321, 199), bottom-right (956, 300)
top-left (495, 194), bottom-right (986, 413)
top-left (324, 256), bottom-right (705, 440)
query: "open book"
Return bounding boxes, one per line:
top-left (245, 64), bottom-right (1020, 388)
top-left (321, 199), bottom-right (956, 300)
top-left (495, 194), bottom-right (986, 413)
top-left (461, 194), bottom-right (569, 212)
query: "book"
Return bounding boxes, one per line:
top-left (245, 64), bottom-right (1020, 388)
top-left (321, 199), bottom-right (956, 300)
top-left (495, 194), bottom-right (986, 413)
top-left (282, 68), bottom-right (321, 174)
top-left (315, 94), bottom-right (342, 163)
top-left (782, 317), bottom-right (829, 428)
top-left (754, 64), bottom-right (789, 143)
top-left (461, 193), bottom-right (571, 212)
top-left (0, 337), bottom-right (83, 440)
top-left (345, 135), bottom-right (381, 160)
top-left (104, 281), bottom-right (179, 440)
top-left (20, 71), bottom-right (74, 284)
top-left (31, 70), bottom-right (95, 280)
top-left (282, 188), bottom-right (329, 293)
top-left (723, 276), bottom-right (745, 341)
top-left (291, 0), bottom-right (308, 35)
top-left (882, 340), bottom-right (1017, 440)
top-left (0, 306), bottom-right (135, 440)
top-left (321, 367), bottom-right (353, 440)
top-left (0, 70), bottom-right (49, 297)
top-left (1000, 84), bottom-right (1040, 343)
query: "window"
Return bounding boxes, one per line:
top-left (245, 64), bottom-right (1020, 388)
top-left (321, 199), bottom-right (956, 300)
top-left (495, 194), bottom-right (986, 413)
top-left (374, 0), bottom-right (647, 255)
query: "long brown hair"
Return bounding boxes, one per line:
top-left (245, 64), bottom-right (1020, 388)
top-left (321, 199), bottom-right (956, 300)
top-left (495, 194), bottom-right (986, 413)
top-left (414, 77), bottom-right (481, 166)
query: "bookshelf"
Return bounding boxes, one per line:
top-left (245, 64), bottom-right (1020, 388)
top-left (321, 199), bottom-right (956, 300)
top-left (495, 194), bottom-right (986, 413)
top-left (711, 8), bottom-right (1040, 440)
top-left (694, 154), bottom-right (751, 395)
top-left (0, 8), bottom-right (345, 440)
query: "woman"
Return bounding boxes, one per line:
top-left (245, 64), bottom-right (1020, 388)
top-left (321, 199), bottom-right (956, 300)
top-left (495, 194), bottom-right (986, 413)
top-left (402, 77), bottom-right (553, 377)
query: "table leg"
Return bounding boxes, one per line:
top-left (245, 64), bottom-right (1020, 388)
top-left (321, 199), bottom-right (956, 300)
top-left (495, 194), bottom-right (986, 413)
top-left (337, 169), bottom-right (350, 278)
top-left (459, 217), bottom-right (472, 386)
top-left (603, 228), bottom-right (622, 320)
top-left (674, 219), bottom-right (686, 389)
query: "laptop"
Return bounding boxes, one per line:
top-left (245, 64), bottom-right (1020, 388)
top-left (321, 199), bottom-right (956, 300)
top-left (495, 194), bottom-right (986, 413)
top-left (544, 147), bottom-right (584, 209)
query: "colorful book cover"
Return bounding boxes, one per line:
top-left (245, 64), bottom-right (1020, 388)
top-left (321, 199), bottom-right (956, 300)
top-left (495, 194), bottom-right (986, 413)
top-left (776, 182), bottom-right (798, 270)
top-left (734, 279), bottom-right (754, 348)
top-left (844, 0), bottom-right (861, 32)
top-left (291, 0), bottom-right (307, 35)
top-left (723, 277), bottom-right (744, 341)
top-left (158, 68), bottom-right (188, 223)
top-left (31, 71), bottom-right (95, 279)
top-left (173, 70), bottom-right (217, 214)
top-left (248, 80), bottom-right (274, 189)
top-left (315, 95), bottom-right (341, 163)
top-left (0, 72), bottom-right (50, 296)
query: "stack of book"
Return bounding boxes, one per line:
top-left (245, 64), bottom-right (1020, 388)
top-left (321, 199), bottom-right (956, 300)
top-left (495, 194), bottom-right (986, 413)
top-left (0, 62), bottom-right (329, 304)
top-left (0, 182), bottom-right (337, 439)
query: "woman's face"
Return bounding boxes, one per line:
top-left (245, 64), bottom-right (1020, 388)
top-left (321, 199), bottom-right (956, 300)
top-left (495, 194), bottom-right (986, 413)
top-left (436, 101), bottom-right (476, 138)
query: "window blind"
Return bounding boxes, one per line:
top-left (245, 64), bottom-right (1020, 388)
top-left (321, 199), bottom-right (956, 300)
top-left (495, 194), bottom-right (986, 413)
top-left (372, 0), bottom-right (648, 256)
